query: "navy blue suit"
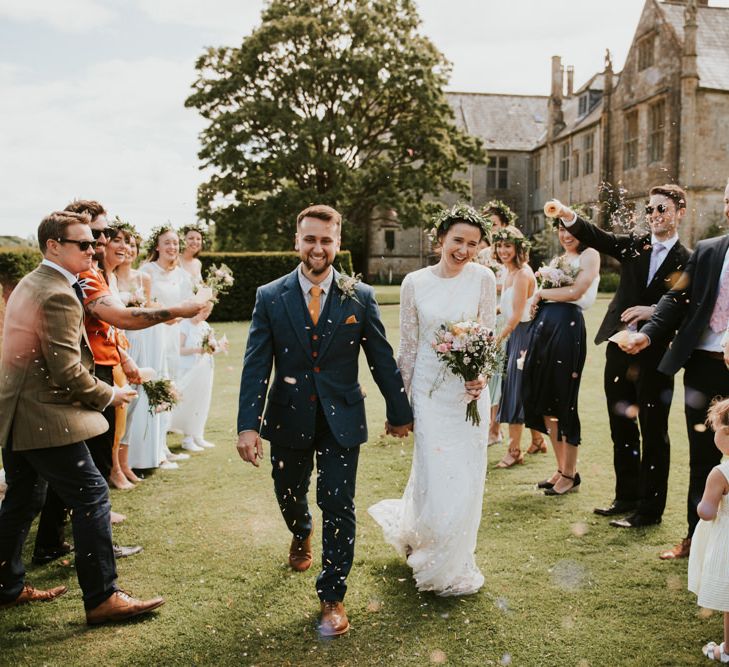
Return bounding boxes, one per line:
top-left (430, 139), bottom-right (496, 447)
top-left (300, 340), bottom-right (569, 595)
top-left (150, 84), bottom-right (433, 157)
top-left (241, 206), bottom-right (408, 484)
top-left (237, 267), bottom-right (412, 600)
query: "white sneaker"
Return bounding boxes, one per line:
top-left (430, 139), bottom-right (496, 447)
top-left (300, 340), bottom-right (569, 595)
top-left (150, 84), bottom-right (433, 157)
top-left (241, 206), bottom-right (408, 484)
top-left (194, 437), bottom-right (215, 449)
top-left (159, 460), bottom-right (179, 470)
top-left (181, 437), bottom-right (204, 452)
top-left (166, 451), bottom-right (190, 461)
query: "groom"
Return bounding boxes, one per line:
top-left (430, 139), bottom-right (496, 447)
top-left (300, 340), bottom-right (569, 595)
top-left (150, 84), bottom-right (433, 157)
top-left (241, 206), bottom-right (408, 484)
top-left (236, 204), bottom-right (413, 637)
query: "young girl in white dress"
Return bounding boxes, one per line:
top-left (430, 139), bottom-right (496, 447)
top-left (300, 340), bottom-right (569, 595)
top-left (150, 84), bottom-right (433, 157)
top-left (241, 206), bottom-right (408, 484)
top-left (688, 397), bottom-right (729, 663)
top-left (369, 205), bottom-right (496, 596)
top-left (170, 302), bottom-right (228, 451)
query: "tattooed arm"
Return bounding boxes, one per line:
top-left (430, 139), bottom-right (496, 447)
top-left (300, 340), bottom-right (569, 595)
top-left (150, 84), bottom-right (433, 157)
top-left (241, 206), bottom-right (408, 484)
top-left (85, 294), bottom-right (205, 330)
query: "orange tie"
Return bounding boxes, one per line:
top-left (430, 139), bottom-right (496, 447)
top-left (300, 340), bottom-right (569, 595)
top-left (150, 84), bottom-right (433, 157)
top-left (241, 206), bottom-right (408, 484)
top-left (309, 286), bottom-right (322, 326)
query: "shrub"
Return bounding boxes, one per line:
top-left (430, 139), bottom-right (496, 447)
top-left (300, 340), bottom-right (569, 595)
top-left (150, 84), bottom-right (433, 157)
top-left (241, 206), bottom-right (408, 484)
top-left (201, 251), bottom-right (353, 322)
top-left (598, 271), bottom-right (620, 293)
top-left (0, 246), bottom-right (42, 286)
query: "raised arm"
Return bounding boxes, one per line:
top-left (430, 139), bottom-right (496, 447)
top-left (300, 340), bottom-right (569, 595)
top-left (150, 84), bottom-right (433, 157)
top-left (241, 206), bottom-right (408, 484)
top-left (85, 293), bottom-right (205, 329)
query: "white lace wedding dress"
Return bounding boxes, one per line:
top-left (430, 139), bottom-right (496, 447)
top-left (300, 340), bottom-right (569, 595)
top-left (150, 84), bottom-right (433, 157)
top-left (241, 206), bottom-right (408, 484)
top-left (369, 262), bottom-right (497, 596)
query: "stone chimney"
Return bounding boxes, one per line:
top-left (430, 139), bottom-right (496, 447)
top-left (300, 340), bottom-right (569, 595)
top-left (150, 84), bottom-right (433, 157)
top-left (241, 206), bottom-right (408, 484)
top-left (548, 55), bottom-right (565, 139)
top-left (566, 66), bottom-right (574, 96)
top-left (682, 0), bottom-right (699, 79)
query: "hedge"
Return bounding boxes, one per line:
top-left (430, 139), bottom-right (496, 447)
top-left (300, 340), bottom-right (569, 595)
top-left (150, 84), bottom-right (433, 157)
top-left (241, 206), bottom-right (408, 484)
top-left (201, 251), bottom-right (353, 322)
top-left (0, 246), bottom-right (42, 292)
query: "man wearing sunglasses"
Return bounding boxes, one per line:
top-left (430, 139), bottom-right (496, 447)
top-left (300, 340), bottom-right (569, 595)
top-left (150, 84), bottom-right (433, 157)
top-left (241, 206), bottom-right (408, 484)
top-left (621, 178), bottom-right (729, 560)
top-left (32, 199), bottom-right (205, 567)
top-left (0, 210), bottom-right (164, 624)
top-left (551, 184), bottom-right (691, 534)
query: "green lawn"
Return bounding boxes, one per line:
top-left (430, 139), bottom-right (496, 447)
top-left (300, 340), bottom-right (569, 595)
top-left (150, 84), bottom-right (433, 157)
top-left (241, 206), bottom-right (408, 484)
top-left (1, 295), bottom-right (717, 666)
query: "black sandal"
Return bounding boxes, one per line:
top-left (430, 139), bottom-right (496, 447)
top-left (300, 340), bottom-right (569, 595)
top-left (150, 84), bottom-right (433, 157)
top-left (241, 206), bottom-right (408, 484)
top-left (537, 470), bottom-right (561, 490)
top-left (544, 472), bottom-right (581, 496)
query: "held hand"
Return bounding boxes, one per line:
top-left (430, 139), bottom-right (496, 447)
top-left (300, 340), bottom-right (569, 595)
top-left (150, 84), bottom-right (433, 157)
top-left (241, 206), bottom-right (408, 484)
top-left (385, 421), bottom-right (413, 438)
top-left (121, 356), bottom-right (142, 385)
top-left (177, 299), bottom-right (207, 319)
top-left (620, 332), bottom-right (651, 355)
top-left (464, 375), bottom-right (486, 401)
top-left (237, 431), bottom-right (264, 467)
top-left (110, 384), bottom-right (138, 407)
top-left (620, 305), bottom-right (655, 327)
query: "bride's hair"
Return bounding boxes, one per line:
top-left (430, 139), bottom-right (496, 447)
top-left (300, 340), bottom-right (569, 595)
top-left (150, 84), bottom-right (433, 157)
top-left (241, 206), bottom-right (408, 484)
top-left (431, 203), bottom-right (490, 246)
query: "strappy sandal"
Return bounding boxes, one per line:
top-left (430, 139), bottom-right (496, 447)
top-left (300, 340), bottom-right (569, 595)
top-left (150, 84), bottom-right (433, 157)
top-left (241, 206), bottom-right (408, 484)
top-left (537, 470), bottom-right (562, 489)
top-left (703, 642), bottom-right (729, 662)
top-left (544, 472), bottom-right (581, 496)
top-left (527, 437), bottom-right (547, 455)
top-left (496, 448), bottom-right (524, 468)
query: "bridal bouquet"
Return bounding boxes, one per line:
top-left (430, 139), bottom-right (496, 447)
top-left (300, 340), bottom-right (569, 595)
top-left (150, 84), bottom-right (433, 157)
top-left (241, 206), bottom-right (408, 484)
top-left (142, 378), bottom-right (180, 415)
top-left (200, 330), bottom-right (228, 355)
top-left (203, 263), bottom-right (235, 302)
top-left (535, 256), bottom-right (581, 289)
top-left (431, 320), bottom-right (501, 426)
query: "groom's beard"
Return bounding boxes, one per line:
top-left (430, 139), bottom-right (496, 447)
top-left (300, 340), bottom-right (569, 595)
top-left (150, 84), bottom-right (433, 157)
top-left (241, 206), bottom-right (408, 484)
top-left (302, 255), bottom-right (332, 276)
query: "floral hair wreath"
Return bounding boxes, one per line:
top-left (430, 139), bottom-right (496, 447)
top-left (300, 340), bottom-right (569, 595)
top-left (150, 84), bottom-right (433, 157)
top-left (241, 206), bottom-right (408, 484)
top-left (491, 228), bottom-right (532, 252)
top-left (180, 222), bottom-right (208, 243)
top-left (142, 223), bottom-right (179, 258)
top-left (109, 215), bottom-right (139, 239)
top-left (429, 203), bottom-right (491, 244)
top-left (482, 199), bottom-right (517, 225)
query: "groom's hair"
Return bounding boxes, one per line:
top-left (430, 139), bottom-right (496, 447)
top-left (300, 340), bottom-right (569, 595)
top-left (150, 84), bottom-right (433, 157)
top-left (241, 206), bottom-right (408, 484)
top-left (38, 211), bottom-right (91, 253)
top-left (648, 184), bottom-right (686, 210)
top-left (296, 204), bottom-right (342, 232)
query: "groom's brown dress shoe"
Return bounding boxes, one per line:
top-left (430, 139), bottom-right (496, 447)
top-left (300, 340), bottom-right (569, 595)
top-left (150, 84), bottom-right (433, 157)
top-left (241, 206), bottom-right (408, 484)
top-left (659, 537), bottom-right (691, 560)
top-left (86, 590), bottom-right (165, 625)
top-left (289, 532), bottom-right (313, 572)
top-left (318, 601), bottom-right (350, 637)
top-left (0, 584), bottom-right (68, 609)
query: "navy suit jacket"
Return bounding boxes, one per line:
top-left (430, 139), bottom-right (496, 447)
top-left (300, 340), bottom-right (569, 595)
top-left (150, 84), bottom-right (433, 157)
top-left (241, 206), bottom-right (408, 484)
top-left (237, 267), bottom-right (413, 449)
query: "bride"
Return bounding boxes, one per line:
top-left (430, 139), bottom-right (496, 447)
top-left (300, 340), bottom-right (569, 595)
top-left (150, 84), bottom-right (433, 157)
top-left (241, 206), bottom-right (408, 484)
top-left (369, 204), bottom-right (497, 596)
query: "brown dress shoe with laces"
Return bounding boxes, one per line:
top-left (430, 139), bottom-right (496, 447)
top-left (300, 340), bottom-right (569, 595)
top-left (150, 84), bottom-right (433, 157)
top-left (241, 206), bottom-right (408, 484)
top-left (318, 601), bottom-right (350, 637)
top-left (0, 584), bottom-right (68, 609)
top-left (289, 532), bottom-right (313, 572)
top-left (659, 537), bottom-right (691, 560)
top-left (86, 590), bottom-right (165, 625)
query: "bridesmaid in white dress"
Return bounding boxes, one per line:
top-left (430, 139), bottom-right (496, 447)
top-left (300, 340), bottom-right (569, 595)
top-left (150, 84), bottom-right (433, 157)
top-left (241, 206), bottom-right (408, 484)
top-left (369, 205), bottom-right (496, 596)
top-left (179, 224), bottom-right (205, 287)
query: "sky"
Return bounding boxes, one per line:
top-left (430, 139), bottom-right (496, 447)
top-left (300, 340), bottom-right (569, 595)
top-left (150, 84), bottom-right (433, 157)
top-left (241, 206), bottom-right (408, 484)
top-left (1, 0), bottom-right (727, 239)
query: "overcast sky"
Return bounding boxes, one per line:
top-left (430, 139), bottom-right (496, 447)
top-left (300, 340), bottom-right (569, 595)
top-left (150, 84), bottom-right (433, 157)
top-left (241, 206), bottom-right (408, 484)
top-left (2, 0), bottom-right (726, 239)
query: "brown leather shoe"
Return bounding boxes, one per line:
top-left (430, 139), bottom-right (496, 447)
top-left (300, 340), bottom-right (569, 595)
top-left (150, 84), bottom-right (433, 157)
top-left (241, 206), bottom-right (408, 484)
top-left (0, 584), bottom-right (68, 609)
top-left (318, 601), bottom-right (350, 637)
top-left (659, 537), bottom-right (691, 560)
top-left (289, 532), bottom-right (313, 572)
top-left (86, 590), bottom-right (165, 625)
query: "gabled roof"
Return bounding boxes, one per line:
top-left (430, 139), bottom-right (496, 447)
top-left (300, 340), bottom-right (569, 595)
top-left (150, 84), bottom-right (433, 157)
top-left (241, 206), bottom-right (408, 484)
top-left (446, 92), bottom-right (548, 152)
top-left (659, 1), bottom-right (729, 90)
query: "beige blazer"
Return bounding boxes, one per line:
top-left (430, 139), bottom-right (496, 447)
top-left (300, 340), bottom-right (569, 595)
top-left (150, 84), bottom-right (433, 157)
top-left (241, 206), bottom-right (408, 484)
top-left (0, 264), bottom-right (113, 451)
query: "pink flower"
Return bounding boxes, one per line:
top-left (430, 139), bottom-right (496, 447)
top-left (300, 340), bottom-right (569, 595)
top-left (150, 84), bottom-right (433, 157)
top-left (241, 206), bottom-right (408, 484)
top-left (436, 343), bottom-right (451, 353)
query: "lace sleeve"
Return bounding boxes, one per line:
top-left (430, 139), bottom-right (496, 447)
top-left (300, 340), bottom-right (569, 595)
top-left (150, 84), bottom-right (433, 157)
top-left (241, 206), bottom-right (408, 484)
top-left (397, 275), bottom-right (418, 396)
top-left (477, 266), bottom-right (497, 330)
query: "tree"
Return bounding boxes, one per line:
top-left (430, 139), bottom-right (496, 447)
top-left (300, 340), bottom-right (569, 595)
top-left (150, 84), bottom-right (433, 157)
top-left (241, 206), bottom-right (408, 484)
top-left (185, 0), bottom-right (484, 271)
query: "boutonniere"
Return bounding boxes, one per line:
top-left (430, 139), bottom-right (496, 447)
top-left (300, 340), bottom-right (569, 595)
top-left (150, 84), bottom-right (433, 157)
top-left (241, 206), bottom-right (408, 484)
top-left (336, 268), bottom-right (363, 305)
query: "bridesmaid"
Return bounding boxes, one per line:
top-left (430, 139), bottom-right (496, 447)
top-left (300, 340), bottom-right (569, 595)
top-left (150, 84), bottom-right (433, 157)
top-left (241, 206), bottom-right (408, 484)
top-left (493, 226), bottom-right (537, 468)
top-left (180, 224), bottom-right (205, 286)
top-left (522, 220), bottom-right (600, 495)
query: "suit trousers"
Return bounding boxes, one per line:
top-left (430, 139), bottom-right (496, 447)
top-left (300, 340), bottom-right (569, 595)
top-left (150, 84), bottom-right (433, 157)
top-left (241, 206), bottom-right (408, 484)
top-left (604, 342), bottom-right (674, 518)
top-left (34, 364), bottom-right (115, 553)
top-left (684, 351), bottom-right (729, 538)
top-left (270, 404), bottom-right (360, 602)
top-left (0, 441), bottom-right (118, 610)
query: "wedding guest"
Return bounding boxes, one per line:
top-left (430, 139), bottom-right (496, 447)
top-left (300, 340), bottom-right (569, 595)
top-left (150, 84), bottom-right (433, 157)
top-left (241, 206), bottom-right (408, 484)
top-left (179, 224), bottom-right (205, 286)
top-left (550, 187), bottom-right (691, 524)
top-left (369, 204), bottom-right (495, 596)
top-left (522, 221), bottom-right (600, 495)
top-left (0, 210), bottom-right (163, 624)
top-left (687, 398), bottom-right (729, 663)
top-left (170, 302), bottom-right (228, 451)
top-left (493, 226), bottom-right (538, 468)
top-left (620, 179), bottom-right (729, 556)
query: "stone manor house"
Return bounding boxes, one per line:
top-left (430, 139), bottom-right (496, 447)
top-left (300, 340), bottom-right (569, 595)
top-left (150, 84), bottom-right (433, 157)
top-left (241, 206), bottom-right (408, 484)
top-left (367, 0), bottom-right (729, 282)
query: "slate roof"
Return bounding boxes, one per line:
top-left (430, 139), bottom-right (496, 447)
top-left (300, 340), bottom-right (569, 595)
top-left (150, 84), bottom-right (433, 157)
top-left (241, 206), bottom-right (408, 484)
top-left (660, 1), bottom-right (729, 91)
top-left (446, 92), bottom-right (548, 152)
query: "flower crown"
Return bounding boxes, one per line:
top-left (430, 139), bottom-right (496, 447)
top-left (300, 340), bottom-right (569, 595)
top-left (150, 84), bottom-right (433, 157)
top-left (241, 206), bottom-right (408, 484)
top-left (429, 203), bottom-right (491, 243)
top-left (142, 223), bottom-right (179, 258)
top-left (110, 215), bottom-right (139, 239)
top-left (491, 229), bottom-right (532, 252)
top-left (482, 199), bottom-right (517, 225)
top-left (180, 222), bottom-right (208, 242)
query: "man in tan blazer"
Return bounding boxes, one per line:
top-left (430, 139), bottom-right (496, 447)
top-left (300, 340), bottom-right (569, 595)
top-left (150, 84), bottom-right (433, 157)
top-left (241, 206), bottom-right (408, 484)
top-left (0, 211), bottom-right (164, 625)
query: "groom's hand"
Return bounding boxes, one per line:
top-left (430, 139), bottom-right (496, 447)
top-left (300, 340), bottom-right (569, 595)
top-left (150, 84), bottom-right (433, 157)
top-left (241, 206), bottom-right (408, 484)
top-left (386, 421), bottom-right (412, 438)
top-left (237, 430), bottom-right (264, 467)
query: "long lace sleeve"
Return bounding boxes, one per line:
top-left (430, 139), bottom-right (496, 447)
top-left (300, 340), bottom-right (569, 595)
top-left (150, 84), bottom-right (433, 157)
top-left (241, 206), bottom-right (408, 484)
top-left (398, 275), bottom-right (418, 396)
top-left (477, 266), bottom-right (497, 330)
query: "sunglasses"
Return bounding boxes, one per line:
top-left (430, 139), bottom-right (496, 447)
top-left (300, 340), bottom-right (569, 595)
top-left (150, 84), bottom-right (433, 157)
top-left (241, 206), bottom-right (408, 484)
top-left (645, 204), bottom-right (669, 215)
top-left (91, 227), bottom-right (113, 240)
top-left (58, 238), bottom-right (98, 251)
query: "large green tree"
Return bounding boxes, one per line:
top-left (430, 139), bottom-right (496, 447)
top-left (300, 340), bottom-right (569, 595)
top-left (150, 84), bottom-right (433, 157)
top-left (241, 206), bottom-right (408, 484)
top-left (185, 0), bottom-right (484, 269)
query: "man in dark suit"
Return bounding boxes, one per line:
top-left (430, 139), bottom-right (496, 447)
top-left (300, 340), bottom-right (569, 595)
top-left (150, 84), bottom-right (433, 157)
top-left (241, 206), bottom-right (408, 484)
top-left (236, 205), bottom-right (413, 637)
top-left (552, 184), bottom-right (691, 528)
top-left (0, 211), bottom-right (164, 624)
top-left (622, 179), bottom-right (729, 559)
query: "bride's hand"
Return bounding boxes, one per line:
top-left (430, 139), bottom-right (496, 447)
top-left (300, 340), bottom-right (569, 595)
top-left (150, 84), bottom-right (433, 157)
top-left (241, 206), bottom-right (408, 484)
top-left (464, 375), bottom-right (486, 401)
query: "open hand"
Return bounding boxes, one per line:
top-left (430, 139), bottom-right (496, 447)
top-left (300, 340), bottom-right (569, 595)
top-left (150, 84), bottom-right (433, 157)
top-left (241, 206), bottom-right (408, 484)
top-left (620, 305), bottom-right (655, 328)
top-left (111, 384), bottom-right (138, 407)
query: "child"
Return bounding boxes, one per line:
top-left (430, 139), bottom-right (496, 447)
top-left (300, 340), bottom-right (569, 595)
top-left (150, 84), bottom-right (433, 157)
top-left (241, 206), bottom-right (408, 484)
top-left (170, 303), bottom-right (228, 452)
top-left (688, 397), bottom-right (729, 662)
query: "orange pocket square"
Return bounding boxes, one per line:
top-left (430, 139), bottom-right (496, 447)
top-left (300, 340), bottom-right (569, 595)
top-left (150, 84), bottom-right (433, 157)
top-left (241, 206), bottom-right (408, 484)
top-left (344, 315), bottom-right (358, 325)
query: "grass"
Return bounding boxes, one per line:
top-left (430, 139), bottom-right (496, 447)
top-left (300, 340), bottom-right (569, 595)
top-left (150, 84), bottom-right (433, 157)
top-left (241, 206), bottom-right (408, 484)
top-left (0, 294), bottom-right (718, 666)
